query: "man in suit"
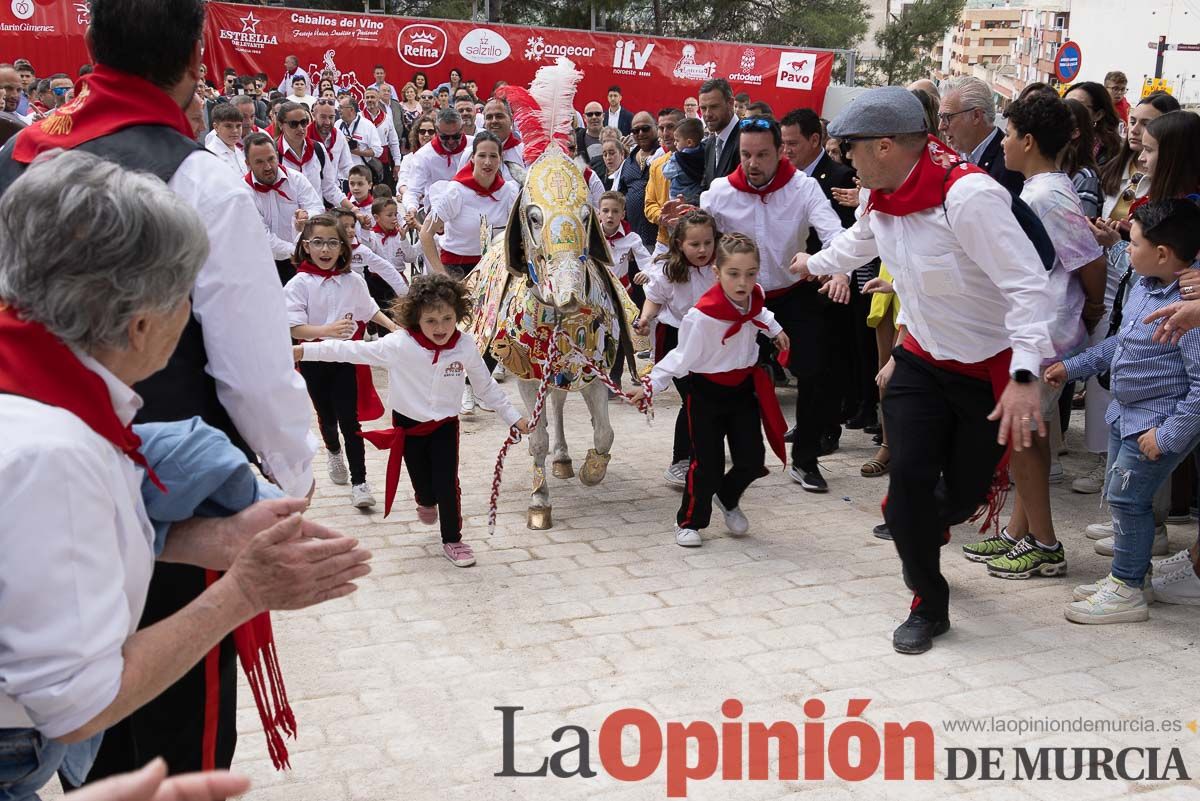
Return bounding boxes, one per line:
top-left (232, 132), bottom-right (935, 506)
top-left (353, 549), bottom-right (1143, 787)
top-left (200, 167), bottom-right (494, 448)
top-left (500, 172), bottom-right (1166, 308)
top-left (699, 78), bottom-right (741, 191)
top-left (938, 76), bottom-right (1023, 196)
top-left (604, 85), bottom-right (634, 136)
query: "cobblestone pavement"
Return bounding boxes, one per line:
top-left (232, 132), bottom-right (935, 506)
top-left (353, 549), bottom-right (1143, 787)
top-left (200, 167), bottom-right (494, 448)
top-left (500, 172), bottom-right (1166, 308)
top-left (62, 368), bottom-right (1200, 800)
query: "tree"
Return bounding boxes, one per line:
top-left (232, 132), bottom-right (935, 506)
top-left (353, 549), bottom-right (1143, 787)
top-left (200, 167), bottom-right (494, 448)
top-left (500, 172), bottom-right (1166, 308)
top-left (867, 0), bottom-right (964, 86)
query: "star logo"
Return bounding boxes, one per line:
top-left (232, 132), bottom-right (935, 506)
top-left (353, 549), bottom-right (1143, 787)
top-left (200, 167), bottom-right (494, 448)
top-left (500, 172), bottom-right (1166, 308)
top-left (240, 12), bottom-right (260, 34)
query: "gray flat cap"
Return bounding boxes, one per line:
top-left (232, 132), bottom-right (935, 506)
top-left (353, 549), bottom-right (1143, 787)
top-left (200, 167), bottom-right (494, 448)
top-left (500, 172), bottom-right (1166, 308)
top-left (827, 86), bottom-right (928, 138)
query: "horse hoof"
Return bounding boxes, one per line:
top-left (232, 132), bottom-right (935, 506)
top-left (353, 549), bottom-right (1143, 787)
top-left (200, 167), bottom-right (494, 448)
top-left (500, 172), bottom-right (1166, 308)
top-left (552, 460), bottom-right (574, 479)
top-left (527, 506), bottom-right (553, 530)
top-left (579, 449), bottom-right (611, 486)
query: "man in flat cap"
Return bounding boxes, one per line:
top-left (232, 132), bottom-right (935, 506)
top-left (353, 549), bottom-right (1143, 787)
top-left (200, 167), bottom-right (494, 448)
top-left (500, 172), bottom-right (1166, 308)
top-left (791, 86), bottom-right (1054, 655)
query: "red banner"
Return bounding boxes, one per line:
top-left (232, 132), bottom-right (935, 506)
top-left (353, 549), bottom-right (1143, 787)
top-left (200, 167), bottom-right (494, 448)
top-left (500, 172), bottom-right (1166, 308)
top-left (0, 1), bottom-right (834, 116)
top-left (203, 2), bottom-right (834, 116)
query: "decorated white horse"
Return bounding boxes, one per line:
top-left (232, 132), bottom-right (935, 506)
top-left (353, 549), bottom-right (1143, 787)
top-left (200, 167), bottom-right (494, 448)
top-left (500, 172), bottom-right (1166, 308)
top-left (464, 58), bottom-right (648, 530)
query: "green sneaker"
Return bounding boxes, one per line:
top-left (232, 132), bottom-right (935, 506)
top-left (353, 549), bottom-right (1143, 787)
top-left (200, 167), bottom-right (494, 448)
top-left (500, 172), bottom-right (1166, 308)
top-left (962, 528), bottom-right (1018, 563)
top-left (987, 535), bottom-right (1068, 579)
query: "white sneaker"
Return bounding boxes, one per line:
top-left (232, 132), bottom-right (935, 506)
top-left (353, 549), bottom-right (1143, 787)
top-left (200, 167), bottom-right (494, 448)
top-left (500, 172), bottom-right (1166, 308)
top-left (1064, 575), bottom-right (1150, 624)
top-left (713, 496), bottom-right (749, 536)
top-left (664, 460), bottom-right (689, 487)
top-left (474, 392), bottom-right (494, 412)
top-left (1152, 548), bottom-right (1195, 577)
top-left (1073, 577), bottom-right (1152, 602)
top-left (1071, 468), bottom-right (1104, 494)
top-left (327, 450), bottom-right (349, 485)
top-left (351, 482), bottom-right (376, 509)
top-left (1085, 521), bottom-right (1114, 540)
top-left (1094, 525), bottom-right (1168, 557)
top-left (459, 386), bottom-right (476, 415)
top-left (1150, 566), bottom-right (1200, 605)
top-left (492, 363), bottom-right (508, 382)
top-left (675, 527), bottom-right (702, 547)
top-left (1048, 462), bottom-right (1064, 484)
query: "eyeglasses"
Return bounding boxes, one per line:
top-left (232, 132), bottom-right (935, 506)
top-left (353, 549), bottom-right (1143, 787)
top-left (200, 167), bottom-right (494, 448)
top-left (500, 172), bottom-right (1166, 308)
top-left (284, 119), bottom-right (309, 129)
top-left (585, 111), bottom-right (603, 117)
top-left (418, 128), bottom-right (436, 136)
top-left (936, 107), bottom-right (978, 124)
top-left (738, 117), bottom-right (772, 131)
top-left (838, 136), bottom-right (887, 158)
top-left (420, 94), bottom-right (435, 100)
top-left (304, 238), bottom-right (342, 251)
top-left (1121, 173), bottom-right (1146, 202)
top-left (438, 132), bottom-right (462, 142)
top-left (315, 99), bottom-right (336, 107)
top-left (631, 124), bottom-right (655, 134)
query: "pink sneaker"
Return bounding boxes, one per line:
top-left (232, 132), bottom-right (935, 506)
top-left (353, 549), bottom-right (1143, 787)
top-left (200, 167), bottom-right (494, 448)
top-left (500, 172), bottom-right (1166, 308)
top-left (443, 541), bottom-right (476, 567)
top-left (416, 505), bottom-right (438, 525)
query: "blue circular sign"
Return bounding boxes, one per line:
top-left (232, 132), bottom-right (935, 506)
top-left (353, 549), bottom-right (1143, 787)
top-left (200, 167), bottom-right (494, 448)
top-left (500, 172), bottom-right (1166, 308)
top-left (1055, 41), bottom-right (1082, 83)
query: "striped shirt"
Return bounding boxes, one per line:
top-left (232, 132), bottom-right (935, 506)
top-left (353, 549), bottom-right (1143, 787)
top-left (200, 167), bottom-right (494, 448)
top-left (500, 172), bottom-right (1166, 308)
top-left (1063, 274), bottom-right (1200, 454)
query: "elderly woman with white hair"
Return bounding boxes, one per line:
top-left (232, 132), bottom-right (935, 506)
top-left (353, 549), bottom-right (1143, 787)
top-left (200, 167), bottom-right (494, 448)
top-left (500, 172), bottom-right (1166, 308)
top-left (0, 151), bottom-right (372, 800)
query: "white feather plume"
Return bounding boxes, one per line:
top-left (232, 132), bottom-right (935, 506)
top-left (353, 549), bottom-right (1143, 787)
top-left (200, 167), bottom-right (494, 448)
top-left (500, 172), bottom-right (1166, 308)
top-left (526, 57), bottom-right (583, 157)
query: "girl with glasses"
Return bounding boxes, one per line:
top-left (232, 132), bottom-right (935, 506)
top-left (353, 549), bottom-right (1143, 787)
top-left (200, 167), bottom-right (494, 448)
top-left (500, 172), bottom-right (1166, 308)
top-left (283, 214), bottom-right (397, 509)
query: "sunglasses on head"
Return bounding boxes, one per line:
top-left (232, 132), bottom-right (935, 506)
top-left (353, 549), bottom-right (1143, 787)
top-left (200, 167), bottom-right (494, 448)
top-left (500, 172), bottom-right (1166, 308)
top-left (738, 117), bottom-right (771, 131)
top-left (51, 86), bottom-right (69, 96)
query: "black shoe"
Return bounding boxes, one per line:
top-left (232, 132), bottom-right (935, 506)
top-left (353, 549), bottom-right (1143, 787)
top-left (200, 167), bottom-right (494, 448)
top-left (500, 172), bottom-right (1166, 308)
top-left (788, 463), bottom-right (828, 493)
top-left (863, 422), bottom-right (882, 436)
top-left (872, 432), bottom-right (884, 446)
top-left (892, 613), bottom-right (950, 655)
top-left (872, 523), bottom-right (892, 540)
top-left (783, 426), bottom-right (795, 443)
top-left (819, 433), bottom-right (840, 456)
top-left (846, 411), bottom-right (878, 430)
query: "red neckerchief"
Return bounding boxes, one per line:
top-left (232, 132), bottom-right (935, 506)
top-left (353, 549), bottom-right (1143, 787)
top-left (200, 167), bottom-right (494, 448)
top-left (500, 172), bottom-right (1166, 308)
top-left (0, 306), bottom-right (166, 491)
top-left (373, 224), bottom-right (399, 245)
top-left (294, 259), bottom-right (341, 281)
top-left (407, 326), bottom-right (461, 363)
top-left (866, 134), bottom-right (983, 216)
top-left (604, 220), bottom-right (632, 243)
top-left (277, 134), bottom-right (314, 168)
top-left (1127, 195), bottom-right (1150, 221)
top-left (726, 157), bottom-right (797, 203)
top-left (432, 133), bottom-right (467, 166)
top-left (244, 167), bottom-right (291, 200)
top-left (12, 65), bottom-right (194, 164)
top-left (307, 121), bottom-right (337, 150)
top-left (584, 166), bottom-right (595, 183)
top-left (452, 161), bottom-right (505, 200)
top-left (348, 193), bottom-right (373, 209)
top-left (363, 105), bottom-right (388, 128)
top-left (502, 132), bottom-right (521, 151)
top-left (690, 284), bottom-right (789, 465)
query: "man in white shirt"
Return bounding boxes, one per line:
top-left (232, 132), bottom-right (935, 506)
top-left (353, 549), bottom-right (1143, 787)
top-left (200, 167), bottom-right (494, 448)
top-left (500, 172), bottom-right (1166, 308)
top-left (276, 54), bottom-right (308, 96)
top-left (372, 65), bottom-right (397, 101)
top-left (939, 75), bottom-right (1023, 195)
top-left (276, 101), bottom-right (343, 208)
top-left (310, 97), bottom-right (353, 183)
top-left (700, 116), bottom-right (846, 494)
top-left (401, 107), bottom-right (472, 226)
top-left (243, 132), bottom-right (324, 282)
top-left (484, 98), bottom-right (525, 183)
top-left (792, 87), bottom-right (1054, 655)
top-left (203, 102), bottom-right (246, 178)
top-left (361, 86), bottom-right (401, 184)
top-left (337, 95), bottom-right (383, 172)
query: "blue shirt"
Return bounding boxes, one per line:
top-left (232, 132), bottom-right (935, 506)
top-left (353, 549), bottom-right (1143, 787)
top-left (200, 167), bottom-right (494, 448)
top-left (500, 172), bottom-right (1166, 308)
top-left (1063, 274), bottom-right (1200, 453)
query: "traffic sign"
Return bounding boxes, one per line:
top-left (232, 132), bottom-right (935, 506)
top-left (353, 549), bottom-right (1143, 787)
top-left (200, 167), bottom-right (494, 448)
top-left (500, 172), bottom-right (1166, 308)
top-left (1054, 40), bottom-right (1082, 83)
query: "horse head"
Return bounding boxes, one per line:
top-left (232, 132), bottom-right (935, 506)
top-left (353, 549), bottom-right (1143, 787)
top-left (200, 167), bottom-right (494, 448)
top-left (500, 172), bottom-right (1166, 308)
top-left (503, 146), bottom-right (608, 314)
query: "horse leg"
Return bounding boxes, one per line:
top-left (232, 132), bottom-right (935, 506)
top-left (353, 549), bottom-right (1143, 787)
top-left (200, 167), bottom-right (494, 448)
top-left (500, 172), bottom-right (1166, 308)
top-left (548, 388), bottom-right (573, 478)
top-left (518, 379), bottom-right (553, 530)
top-left (579, 377), bottom-right (614, 486)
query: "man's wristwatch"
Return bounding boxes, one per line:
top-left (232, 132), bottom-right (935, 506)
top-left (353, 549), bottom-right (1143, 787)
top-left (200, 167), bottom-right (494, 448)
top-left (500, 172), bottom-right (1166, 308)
top-left (1013, 369), bottom-right (1035, 384)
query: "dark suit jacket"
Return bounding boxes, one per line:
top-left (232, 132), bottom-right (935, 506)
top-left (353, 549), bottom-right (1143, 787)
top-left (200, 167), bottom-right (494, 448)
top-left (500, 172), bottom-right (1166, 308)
top-left (805, 153), bottom-right (858, 254)
top-left (702, 121), bottom-right (741, 191)
top-left (976, 128), bottom-right (1024, 196)
top-left (608, 107), bottom-right (634, 136)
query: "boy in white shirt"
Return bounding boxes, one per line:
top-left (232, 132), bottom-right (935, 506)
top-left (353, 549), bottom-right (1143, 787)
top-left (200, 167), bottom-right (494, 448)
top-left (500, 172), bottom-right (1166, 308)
top-left (203, 103), bottom-right (246, 178)
top-left (597, 190), bottom-right (653, 289)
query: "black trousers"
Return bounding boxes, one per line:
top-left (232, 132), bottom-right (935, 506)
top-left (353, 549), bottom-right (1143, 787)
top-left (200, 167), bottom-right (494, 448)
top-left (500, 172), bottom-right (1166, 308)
top-left (882, 348), bottom-right (1004, 622)
top-left (654, 322), bottom-right (691, 464)
top-left (275, 258), bottom-right (295, 286)
top-left (85, 566), bottom-right (237, 782)
top-left (678, 375), bottom-right (767, 529)
top-left (299, 360), bottom-right (366, 485)
top-left (395, 411), bottom-right (463, 543)
top-left (766, 283), bottom-right (840, 469)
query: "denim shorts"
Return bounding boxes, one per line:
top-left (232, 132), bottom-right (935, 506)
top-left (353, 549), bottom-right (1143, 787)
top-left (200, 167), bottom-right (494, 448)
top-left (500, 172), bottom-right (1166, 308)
top-left (0, 728), bottom-right (102, 801)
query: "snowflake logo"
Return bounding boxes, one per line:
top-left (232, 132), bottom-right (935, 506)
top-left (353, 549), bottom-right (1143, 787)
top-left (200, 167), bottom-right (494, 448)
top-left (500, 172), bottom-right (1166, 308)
top-left (74, 1), bottom-right (90, 26)
top-left (524, 36), bottom-right (546, 61)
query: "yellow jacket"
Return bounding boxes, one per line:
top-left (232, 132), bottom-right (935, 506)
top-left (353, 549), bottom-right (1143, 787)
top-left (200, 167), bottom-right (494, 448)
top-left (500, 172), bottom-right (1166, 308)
top-left (866, 264), bottom-right (899, 328)
top-left (642, 152), bottom-right (672, 247)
